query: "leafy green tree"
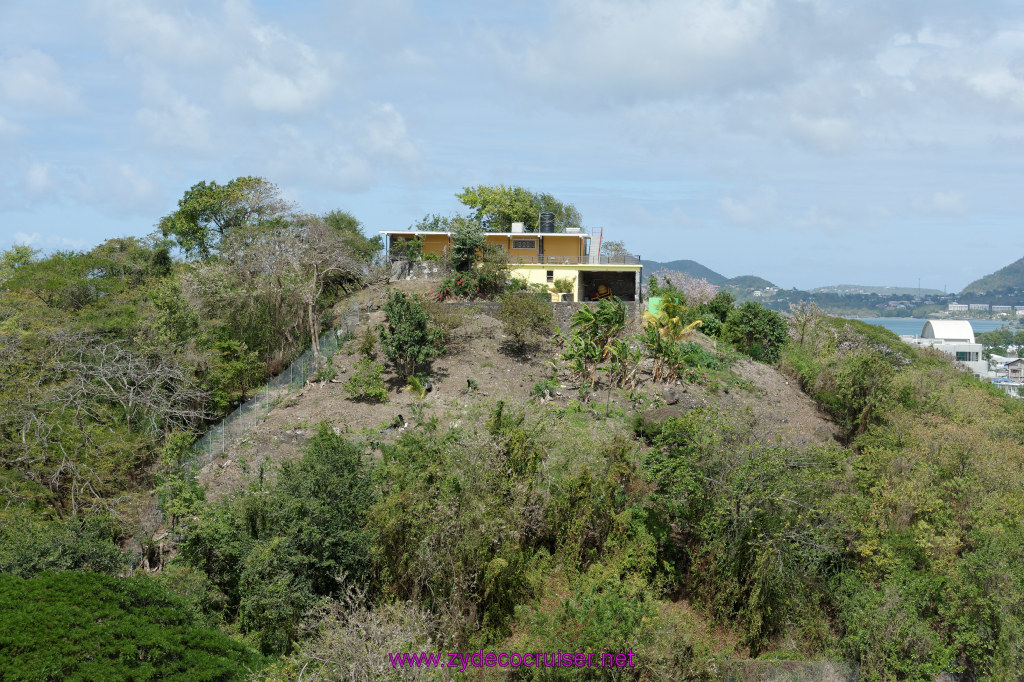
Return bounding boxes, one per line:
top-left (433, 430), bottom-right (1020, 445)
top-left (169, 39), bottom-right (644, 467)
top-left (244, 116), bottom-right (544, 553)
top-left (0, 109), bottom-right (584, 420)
top-left (180, 425), bottom-right (373, 654)
top-left (410, 213), bottom-right (449, 231)
top-left (448, 219), bottom-right (486, 271)
top-left (455, 184), bottom-right (582, 232)
top-left (159, 176), bottom-right (291, 259)
top-left (204, 339), bottom-right (264, 412)
top-left (345, 357), bottom-right (388, 403)
top-left (0, 512), bottom-right (125, 577)
top-left (377, 291), bottom-right (444, 378)
top-left (0, 571), bottom-right (261, 680)
top-left (601, 239), bottom-right (634, 260)
top-left (322, 209), bottom-right (382, 263)
top-left (0, 244), bottom-right (39, 285)
top-left (498, 292), bottom-right (554, 354)
top-left (722, 301), bottom-right (788, 363)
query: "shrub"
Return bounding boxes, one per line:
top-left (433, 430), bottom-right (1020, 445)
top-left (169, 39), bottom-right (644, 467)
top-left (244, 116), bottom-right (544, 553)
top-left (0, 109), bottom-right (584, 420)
top-left (314, 356), bottom-right (337, 382)
top-left (422, 300), bottom-right (466, 347)
top-left (0, 512), bottom-right (126, 578)
top-left (377, 290), bottom-right (444, 378)
top-left (345, 357), bottom-right (388, 403)
top-left (434, 272), bottom-right (480, 300)
top-left (389, 237), bottom-right (422, 261)
top-left (531, 378), bottom-right (560, 399)
top-left (549, 276), bottom-right (576, 294)
top-left (448, 219), bottom-right (486, 271)
top-left (498, 292), bottom-right (555, 353)
top-left (722, 301), bottom-right (788, 363)
top-left (180, 424), bottom-right (374, 654)
top-left (357, 326), bottom-right (377, 359)
top-left (0, 571), bottom-right (261, 679)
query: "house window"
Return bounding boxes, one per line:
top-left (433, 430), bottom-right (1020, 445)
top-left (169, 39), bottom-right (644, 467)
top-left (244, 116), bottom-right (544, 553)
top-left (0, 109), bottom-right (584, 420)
top-left (512, 239), bottom-right (536, 249)
top-left (546, 270), bottom-right (554, 282)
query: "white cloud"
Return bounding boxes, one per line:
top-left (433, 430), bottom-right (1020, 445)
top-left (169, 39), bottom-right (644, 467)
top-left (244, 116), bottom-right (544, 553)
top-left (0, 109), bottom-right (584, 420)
top-left (352, 104), bottom-right (418, 163)
top-left (93, 0), bottom-right (336, 114)
top-left (225, 4), bottom-right (335, 114)
top-left (89, 0), bottom-right (218, 67)
top-left (64, 162), bottom-right (162, 216)
top-left (493, 0), bottom-right (788, 103)
top-left (232, 53), bottom-right (331, 113)
top-left (915, 190), bottom-right (966, 216)
top-left (0, 50), bottom-right (79, 110)
top-left (719, 188), bottom-right (777, 225)
top-left (24, 161), bottom-right (53, 197)
top-left (788, 114), bottom-right (854, 153)
top-left (135, 83), bottom-right (212, 149)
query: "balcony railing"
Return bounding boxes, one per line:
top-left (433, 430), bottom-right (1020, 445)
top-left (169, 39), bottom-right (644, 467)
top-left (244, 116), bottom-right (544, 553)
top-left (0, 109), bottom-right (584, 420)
top-left (385, 252), bottom-right (642, 266)
top-left (506, 255), bottom-right (642, 265)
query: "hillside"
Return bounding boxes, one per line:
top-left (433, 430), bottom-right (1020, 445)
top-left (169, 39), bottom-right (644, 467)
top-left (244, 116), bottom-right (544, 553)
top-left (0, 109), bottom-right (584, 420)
top-left (641, 258), bottom-right (727, 284)
top-left (199, 282), bottom-right (835, 502)
top-left (812, 283), bottom-right (945, 296)
top-left (6, 231), bottom-right (1024, 679)
top-left (961, 255), bottom-right (1024, 293)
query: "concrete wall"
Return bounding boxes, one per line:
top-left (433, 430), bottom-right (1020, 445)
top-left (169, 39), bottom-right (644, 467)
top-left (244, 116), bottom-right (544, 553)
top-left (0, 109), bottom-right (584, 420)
top-left (388, 259), bottom-right (451, 280)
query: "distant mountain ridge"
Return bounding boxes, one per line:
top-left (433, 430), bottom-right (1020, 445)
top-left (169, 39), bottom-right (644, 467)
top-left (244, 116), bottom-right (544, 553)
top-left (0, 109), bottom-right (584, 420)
top-left (641, 259), bottom-right (727, 285)
top-left (643, 259), bottom-right (779, 293)
top-left (725, 275), bottom-right (776, 291)
top-left (812, 284), bottom-right (946, 296)
top-left (961, 257), bottom-right (1024, 294)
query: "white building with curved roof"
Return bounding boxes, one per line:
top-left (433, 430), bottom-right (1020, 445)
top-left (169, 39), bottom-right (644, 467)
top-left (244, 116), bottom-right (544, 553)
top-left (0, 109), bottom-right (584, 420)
top-left (902, 320), bottom-right (987, 376)
top-left (921, 320), bottom-right (975, 344)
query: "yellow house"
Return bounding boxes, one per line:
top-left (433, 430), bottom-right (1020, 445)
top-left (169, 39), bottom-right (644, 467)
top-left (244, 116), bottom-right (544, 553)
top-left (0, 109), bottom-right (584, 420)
top-left (379, 227), bottom-right (644, 303)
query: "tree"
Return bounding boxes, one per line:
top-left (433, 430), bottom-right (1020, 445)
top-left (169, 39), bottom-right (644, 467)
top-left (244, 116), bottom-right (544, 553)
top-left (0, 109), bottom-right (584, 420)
top-left (377, 291), bottom-right (444, 378)
top-left (455, 185), bottom-right (582, 232)
top-left (0, 245), bottom-right (39, 285)
top-left (601, 240), bottom-right (635, 262)
top-left (218, 216), bottom-right (361, 361)
top-left (498, 293), bottom-right (555, 354)
top-left (322, 209), bottom-right (382, 264)
top-left (722, 301), bottom-right (789, 363)
top-left (179, 424), bottom-right (373, 655)
top-left (448, 220), bottom-right (486, 271)
top-left (649, 271), bottom-right (717, 306)
top-left (159, 176), bottom-right (291, 259)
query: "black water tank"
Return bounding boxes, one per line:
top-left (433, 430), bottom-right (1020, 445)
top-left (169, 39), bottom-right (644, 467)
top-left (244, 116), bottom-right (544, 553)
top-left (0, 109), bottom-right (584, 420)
top-left (538, 211), bottom-right (555, 233)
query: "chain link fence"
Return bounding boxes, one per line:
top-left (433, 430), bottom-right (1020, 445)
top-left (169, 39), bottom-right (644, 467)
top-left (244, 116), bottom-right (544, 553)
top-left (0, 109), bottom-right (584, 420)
top-left (188, 303), bottom-right (363, 471)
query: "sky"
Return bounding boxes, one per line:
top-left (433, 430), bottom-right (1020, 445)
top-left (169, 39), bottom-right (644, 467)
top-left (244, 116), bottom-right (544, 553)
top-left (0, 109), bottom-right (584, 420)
top-left (2, 0), bottom-right (1024, 291)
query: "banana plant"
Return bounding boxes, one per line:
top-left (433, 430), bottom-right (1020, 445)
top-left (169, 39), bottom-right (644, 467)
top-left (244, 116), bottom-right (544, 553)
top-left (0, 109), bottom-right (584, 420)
top-left (603, 338), bottom-right (644, 389)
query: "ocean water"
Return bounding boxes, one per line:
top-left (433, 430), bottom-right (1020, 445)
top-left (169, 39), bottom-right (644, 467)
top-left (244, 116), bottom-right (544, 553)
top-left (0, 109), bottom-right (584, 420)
top-left (855, 317), bottom-right (1014, 337)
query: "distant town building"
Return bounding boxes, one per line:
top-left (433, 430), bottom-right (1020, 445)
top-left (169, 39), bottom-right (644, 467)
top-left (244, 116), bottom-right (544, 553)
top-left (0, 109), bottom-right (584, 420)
top-left (901, 320), bottom-right (987, 377)
top-left (948, 302), bottom-right (969, 312)
top-left (993, 305), bottom-right (1013, 312)
top-left (969, 303), bottom-right (990, 311)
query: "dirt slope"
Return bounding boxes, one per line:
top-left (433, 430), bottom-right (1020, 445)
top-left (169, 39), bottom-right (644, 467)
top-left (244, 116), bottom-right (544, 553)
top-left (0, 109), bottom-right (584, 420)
top-left (198, 296), bottom-right (836, 500)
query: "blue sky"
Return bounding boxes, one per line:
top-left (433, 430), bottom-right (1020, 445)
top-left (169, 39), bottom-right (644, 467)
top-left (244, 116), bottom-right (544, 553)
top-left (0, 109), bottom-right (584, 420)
top-left (2, 0), bottom-right (1024, 291)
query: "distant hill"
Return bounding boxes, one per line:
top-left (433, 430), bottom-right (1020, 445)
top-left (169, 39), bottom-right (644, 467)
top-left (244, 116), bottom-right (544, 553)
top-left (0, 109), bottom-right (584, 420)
top-left (724, 275), bottom-right (777, 291)
top-left (812, 284), bottom-right (945, 296)
top-left (641, 259), bottom-right (727, 285)
top-left (961, 257), bottom-right (1024, 294)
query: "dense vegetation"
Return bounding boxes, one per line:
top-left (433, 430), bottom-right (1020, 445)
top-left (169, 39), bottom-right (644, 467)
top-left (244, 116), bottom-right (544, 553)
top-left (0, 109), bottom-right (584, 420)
top-left (778, 312), bottom-right (1024, 678)
top-left (0, 177), bottom-right (379, 677)
top-left (0, 571), bottom-right (260, 680)
top-left (5, 195), bottom-right (1024, 679)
